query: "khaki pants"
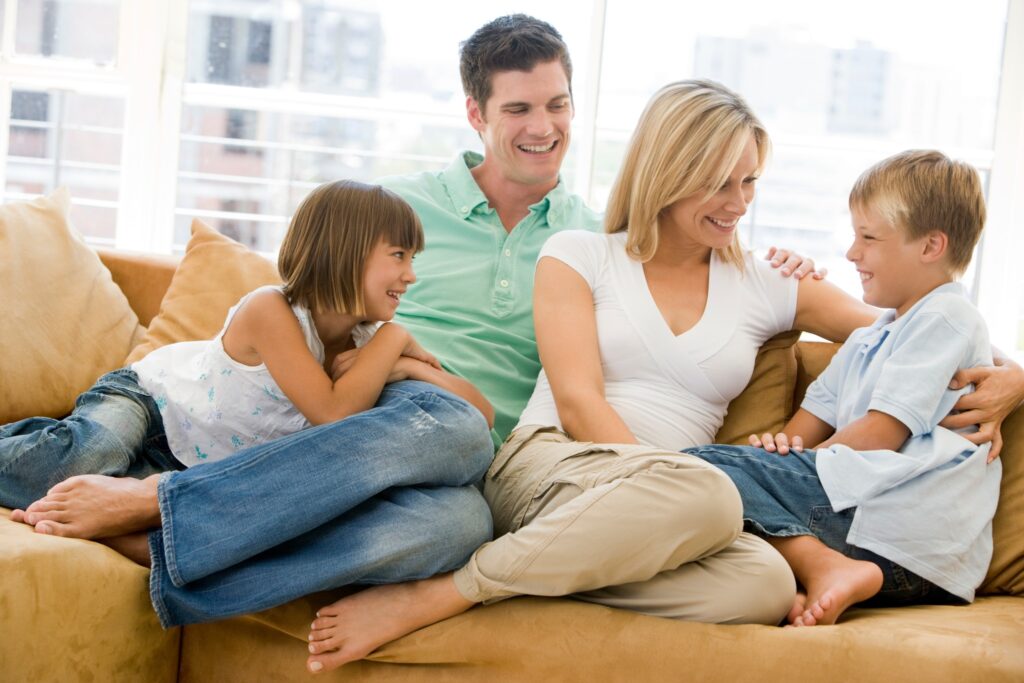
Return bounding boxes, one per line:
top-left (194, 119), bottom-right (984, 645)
top-left (452, 427), bottom-right (796, 625)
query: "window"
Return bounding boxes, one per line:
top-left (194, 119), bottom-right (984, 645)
top-left (1, 0), bottom-right (1022, 359)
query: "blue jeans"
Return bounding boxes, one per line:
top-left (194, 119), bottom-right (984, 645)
top-left (0, 368), bottom-right (182, 510)
top-left (148, 380), bottom-right (495, 627)
top-left (684, 444), bottom-right (963, 607)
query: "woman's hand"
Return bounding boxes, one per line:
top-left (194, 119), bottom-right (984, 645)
top-left (940, 360), bottom-right (1024, 462)
top-left (765, 246), bottom-right (827, 280)
top-left (749, 431), bottom-right (803, 455)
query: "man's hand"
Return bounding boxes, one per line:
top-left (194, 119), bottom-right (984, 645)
top-left (765, 246), bottom-right (827, 280)
top-left (940, 361), bottom-right (1024, 462)
top-left (750, 431), bottom-right (804, 455)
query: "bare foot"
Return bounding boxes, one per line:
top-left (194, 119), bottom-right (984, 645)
top-left (769, 535), bottom-right (883, 627)
top-left (791, 557), bottom-right (882, 626)
top-left (305, 573), bottom-right (474, 674)
top-left (786, 591), bottom-right (808, 625)
top-left (22, 474), bottom-right (162, 539)
top-left (99, 532), bottom-right (153, 567)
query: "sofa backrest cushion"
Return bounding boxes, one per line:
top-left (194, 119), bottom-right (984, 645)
top-left (0, 189), bottom-right (144, 422)
top-left (981, 404), bottom-right (1024, 595)
top-left (714, 330), bottom-right (800, 445)
top-left (125, 219), bottom-right (281, 363)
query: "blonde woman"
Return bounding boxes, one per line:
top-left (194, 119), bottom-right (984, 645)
top-left (299, 80), bottom-right (1024, 673)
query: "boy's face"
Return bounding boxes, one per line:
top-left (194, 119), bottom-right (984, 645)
top-left (467, 59), bottom-right (573, 190)
top-left (846, 203), bottom-right (931, 316)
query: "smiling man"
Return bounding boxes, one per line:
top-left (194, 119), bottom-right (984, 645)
top-left (379, 15), bottom-right (601, 446)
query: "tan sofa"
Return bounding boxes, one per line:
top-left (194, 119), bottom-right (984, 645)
top-left (2, 246), bottom-right (1023, 683)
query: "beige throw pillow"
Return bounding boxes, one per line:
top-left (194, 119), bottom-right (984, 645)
top-left (125, 219), bottom-right (281, 363)
top-left (0, 189), bottom-right (144, 422)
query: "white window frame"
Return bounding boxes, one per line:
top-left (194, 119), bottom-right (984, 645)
top-left (1, 0), bottom-right (1022, 356)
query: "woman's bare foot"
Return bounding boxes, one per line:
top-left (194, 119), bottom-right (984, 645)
top-left (99, 532), bottom-right (153, 567)
top-left (770, 535), bottom-right (883, 627)
top-left (305, 573), bottom-right (474, 674)
top-left (21, 474), bottom-right (162, 539)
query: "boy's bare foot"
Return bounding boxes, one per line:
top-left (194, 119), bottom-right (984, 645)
top-left (21, 474), bottom-right (162, 539)
top-left (786, 591), bottom-right (808, 625)
top-left (305, 573), bottom-right (474, 674)
top-left (769, 535), bottom-right (883, 627)
top-left (99, 532), bottom-right (153, 567)
top-left (790, 556), bottom-right (882, 626)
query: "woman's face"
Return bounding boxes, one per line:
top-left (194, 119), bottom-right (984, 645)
top-left (661, 133), bottom-right (759, 252)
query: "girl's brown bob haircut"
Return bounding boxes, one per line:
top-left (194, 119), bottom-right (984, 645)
top-left (278, 180), bottom-right (424, 315)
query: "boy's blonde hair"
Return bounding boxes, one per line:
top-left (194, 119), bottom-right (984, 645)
top-left (278, 180), bottom-right (424, 315)
top-left (604, 79), bottom-right (770, 268)
top-left (849, 150), bottom-right (986, 275)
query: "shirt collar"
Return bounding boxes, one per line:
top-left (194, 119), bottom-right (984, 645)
top-left (439, 150), bottom-right (573, 227)
top-left (857, 281), bottom-right (967, 353)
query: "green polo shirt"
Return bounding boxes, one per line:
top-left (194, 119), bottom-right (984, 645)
top-left (380, 151), bottom-right (603, 447)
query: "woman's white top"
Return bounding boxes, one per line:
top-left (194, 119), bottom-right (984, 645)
top-left (133, 285), bottom-right (379, 467)
top-left (516, 230), bottom-right (797, 451)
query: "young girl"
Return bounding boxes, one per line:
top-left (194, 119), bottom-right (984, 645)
top-left (0, 179), bottom-right (494, 513)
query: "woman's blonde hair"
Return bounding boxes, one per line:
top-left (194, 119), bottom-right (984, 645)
top-left (604, 79), bottom-right (770, 268)
top-left (278, 180), bottom-right (424, 315)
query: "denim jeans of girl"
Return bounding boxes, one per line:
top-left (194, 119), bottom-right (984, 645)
top-left (0, 368), bottom-right (182, 510)
top-left (148, 380), bottom-right (495, 627)
top-left (684, 444), bottom-right (963, 607)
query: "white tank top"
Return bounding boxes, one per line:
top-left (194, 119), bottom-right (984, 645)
top-left (133, 285), bottom-right (378, 467)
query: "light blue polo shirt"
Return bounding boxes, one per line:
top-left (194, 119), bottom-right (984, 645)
top-left (380, 151), bottom-right (603, 446)
top-left (803, 282), bottom-right (1002, 600)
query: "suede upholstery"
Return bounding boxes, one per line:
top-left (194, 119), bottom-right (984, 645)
top-left (1, 248), bottom-right (1021, 682)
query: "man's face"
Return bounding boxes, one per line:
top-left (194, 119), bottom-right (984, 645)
top-left (467, 59), bottom-right (573, 189)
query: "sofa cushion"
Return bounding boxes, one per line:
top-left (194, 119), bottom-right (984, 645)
top-left (177, 593), bottom-right (1024, 682)
top-left (126, 219), bottom-right (281, 363)
top-left (982, 403), bottom-right (1024, 595)
top-left (714, 330), bottom-right (800, 445)
top-left (0, 189), bottom-right (144, 422)
top-left (0, 509), bottom-right (179, 682)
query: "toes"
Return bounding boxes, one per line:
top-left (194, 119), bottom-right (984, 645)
top-left (35, 520), bottom-right (75, 537)
top-left (310, 617), bottom-right (339, 631)
top-left (10, 509), bottom-right (26, 523)
top-left (307, 647), bottom-right (363, 675)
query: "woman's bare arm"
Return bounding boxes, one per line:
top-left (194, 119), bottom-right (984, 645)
top-left (534, 257), bottom-right (638, 444)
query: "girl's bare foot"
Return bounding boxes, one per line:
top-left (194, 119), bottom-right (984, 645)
top-left (305, 573), bottom-right (474, 674)
top-left (99, 532), bottom-right (153, 567)
top-left (21, 474), bottom-right (162, 539)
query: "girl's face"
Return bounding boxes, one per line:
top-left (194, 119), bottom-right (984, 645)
top-left (660, 133), bottom-right (759, 252)
top-left (361, 239), bottom-right (416, 321)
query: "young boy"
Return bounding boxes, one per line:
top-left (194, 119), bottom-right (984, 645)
top-left (686, 150), bottom-right (1002, 627)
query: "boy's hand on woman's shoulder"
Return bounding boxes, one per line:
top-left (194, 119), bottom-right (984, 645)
top-left (749, 431), bottom-right (804, 456)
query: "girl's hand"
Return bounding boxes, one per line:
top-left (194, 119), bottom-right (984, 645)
top-left (402, 335), bottom-right (442, 370)
top-left (750, 431), bottom-right (804, 455)
top-left (330, 349), bottom-right (360, 382)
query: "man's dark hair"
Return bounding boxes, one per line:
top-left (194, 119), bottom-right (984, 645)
top-left (459, 14), bottom-right (572, 111)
